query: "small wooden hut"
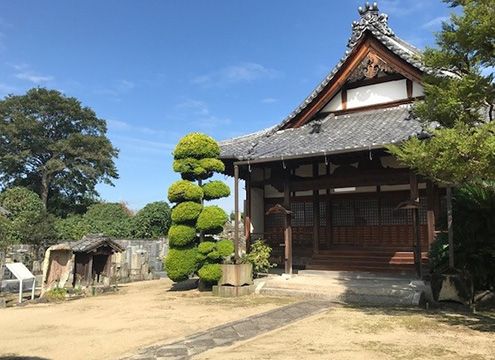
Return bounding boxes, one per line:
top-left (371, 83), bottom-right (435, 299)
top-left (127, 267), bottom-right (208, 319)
top-left (72, 234), bottom-right (125, 286)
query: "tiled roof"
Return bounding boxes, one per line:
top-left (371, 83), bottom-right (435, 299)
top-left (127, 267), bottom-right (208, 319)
top-left (276, 4), bottom-right (429, 131)
top-left (220, 105), bottom-right (424, 161)
top-left (72, 234), bottom-right (125, 253)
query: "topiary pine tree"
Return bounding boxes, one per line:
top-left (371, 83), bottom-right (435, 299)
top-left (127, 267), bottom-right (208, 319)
top-left (164, 133), bottom-right (232, 284)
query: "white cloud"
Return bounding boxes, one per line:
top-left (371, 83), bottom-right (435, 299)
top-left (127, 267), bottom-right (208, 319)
top-left (13, 64), bottom-right (54, 84)
top-left (192, 62), bottom-right (281, 86)
top-left (107, 119), bottom-right (165, 136)
top-left (110, 134), bottom-right (174, 155)
top-left (95, 79), bottom-right (135, 98)
top-left (261, 97), bottom-right (279, 104)
top-left (174, 99), bottom-right (231, 129)
top-left (422, 16), bottom-right (448, 29)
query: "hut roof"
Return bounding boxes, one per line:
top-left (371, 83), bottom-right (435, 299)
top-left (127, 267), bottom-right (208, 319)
top-left (72, 234), bottom-right (125, 253)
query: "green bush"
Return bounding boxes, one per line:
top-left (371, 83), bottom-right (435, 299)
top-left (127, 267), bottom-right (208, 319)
top-left (206, 251), bottom-right (221, 261)
top-left (168, 224), bottom-right (196, 247)
top-left (164, 247), bottom-right (198, 282)
top-left (133, 201), bottom-right (171, 239)
top-left (196, 206), bottom-right (227, 234)
top-left (244, 239), bottom-right (276, 277)
top-left (198, 241), bottom-right (216, 254)
top-left (216, 239), bottom-right (234, 257)
top-left (198, 263), bottom-right (222, 283)
top-left (44, 287), bottom-right (68, 301)
top-left (202, 181), bottom-right (231, 201)
top-left (171, 202), bottom-right (203, 224)
top-left (173, 158), bottom-right (207, 180)
top-left (168, 180), bottom-right (203, 203)
top-left (173, 133), bottom-right (220, 160)
top-left (199, 158), bottom-right (225, 174)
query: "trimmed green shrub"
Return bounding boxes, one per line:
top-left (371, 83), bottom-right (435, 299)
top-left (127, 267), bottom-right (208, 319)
top-left (168, 180), bottom-right (203, 203)
top-left (198, 241), bottom-right (216, 254)
top-left (199, 158), bottom-right (225, 174)
top-left (173, 133), bottom-right (220, 160)
top-left (168, 224), bottom-right (196, 247)
top-left (165, 247), bottom-right (198, 282)
top-left (198, 263), bottom-right (222, 283)
top-left (216, 239), bottom-right (234, 257)
top-left (203, 181), bottom-right (231, 200)
top-left (196, 206), bottom-right (228, 234)
top-left (173, 158), bottom-right (207, 180)
top-left (171, 202), bottom-right (203, 224)
top-left (206, 251), bottom-right (221, 261)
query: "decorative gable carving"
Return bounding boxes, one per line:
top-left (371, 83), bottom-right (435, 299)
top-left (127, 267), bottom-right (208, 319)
top-left (348, 51), bottom-right (396, 82)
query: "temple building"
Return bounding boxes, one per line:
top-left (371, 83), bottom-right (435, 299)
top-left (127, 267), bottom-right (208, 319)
top-left (219, 3), bottom-right (443, 276)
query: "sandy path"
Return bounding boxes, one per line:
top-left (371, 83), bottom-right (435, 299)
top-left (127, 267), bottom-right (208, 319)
top-left (195, 306), bottom-right (495, 360)
top-left (0, 279), bottom-right (294, 360)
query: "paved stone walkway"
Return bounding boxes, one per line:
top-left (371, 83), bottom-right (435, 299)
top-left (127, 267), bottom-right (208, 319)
top-left (119, 300), bottom-right (334, 360)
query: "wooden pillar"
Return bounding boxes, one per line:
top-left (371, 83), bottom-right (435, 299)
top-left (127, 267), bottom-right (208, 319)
top-left (410, 171), bottom-right (422, 279)
top-left (325, 163), bottom-right (332, 249)
top-left (284, 175), bottom-right (292, 275)
top-left (377, 185), bottom-right (382, 246)
top-left (234, 164), bottom-right (240, 263)
top-left (245, 174), bottom-right (252, 252)
top-left (426, 180), bottom-right (436, 245)
top-left (312, 163), bottom-right (319, 256)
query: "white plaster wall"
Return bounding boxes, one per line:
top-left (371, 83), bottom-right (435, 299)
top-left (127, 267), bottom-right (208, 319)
top-left (295, 164), bottom-right (313, 177)
top-left (264, 185), bottom-right (283, 198)
top-left (347, 80), bottom-right (407, 109)
top-left (250, 187), bottom-right (264, 236)
top-left (412, 82), bottom-right (424, 97)
top-left (322, 91), bottom-right (342, 112)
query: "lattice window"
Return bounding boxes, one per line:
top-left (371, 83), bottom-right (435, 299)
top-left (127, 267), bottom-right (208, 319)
top-left (354, 198), bottom-right (379, 226)
top-left (319, 201), bottom-right (326, 226)
top-left (332, 199), bottom-right (354, 226)
top-left (291, 202), bottom-right (306, 226)
top-left (304, 202), bottom-right (313, 227)
top-left (380, 198), bottom-right (411, 226)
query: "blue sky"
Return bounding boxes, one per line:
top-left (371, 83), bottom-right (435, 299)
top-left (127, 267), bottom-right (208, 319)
top-left (0, 0), bottom-right (452, 213)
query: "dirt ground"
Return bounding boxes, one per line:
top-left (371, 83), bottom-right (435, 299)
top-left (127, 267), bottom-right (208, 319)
top-left (196, 305), bottom-right (495, 360)
top-left (0, 279), bottom-right (294, 360)
top-left (2, 280), bottom-right (495, 360)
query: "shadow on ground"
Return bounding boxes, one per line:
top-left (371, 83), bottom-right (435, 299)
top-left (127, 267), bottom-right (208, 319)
top-left (0, 356), bottom-right (51, 360)
top-left (167, 278), bottom-right (198, 291)
top-left (346, 304), bottom-right (495, 333)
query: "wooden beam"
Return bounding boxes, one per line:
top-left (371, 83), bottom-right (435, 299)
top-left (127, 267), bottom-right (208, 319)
top-left (312, 163), bottom-right (319, 256)
top-left (234, 165), bottom-right (240, 263)
top-left (409, 171), bottom-right (422, 279)
top-left (406, 79), bottom-right (413, 99)
top-left (325, 162), bottom-right (332, 250)
top-left (284, 175), bottom-right (292, 275)
top-left (245, 173), bottom-right (252, 252)
top-left (341, 87), bottom-right (348, 111)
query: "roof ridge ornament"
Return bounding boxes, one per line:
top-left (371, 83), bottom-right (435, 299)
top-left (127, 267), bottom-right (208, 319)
top-left (347, 2), bottom-right (394, 49)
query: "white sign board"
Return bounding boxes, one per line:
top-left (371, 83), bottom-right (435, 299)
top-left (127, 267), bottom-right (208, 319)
top-left (5, 263), bottom-right (36, 303)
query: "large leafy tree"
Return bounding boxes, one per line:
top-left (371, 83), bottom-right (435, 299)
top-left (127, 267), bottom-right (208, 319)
top-left (389, 0), bottom-right (495, 184)
top-left (0, 88), bottom-right (119, 212)
top-left (133, 201), bottom-right (171, 239)
top-left (0, 186), bottom-right (57, 255)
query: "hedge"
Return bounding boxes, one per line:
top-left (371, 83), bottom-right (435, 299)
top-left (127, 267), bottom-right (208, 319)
top-left (164, 247), bottom-right (198, 282)
top-left (198, 241), bottom-right (216, 255)
top-left (171, 202), bottom-right (203, 224)
top-left (173, 133), bottom-right (220, 160)
top-left (202, 181), bottom-right (231, 201)
top-left (172, 158), bottom-right (206, 180)
top-left (168, 180), bottom-right (203, 203)
top-left (168, 224), bottom-right (196, 247)
top-left (216, 239), bottom-right (235, 257)
top-left (199, 158), bottom-right (225, 174)
top-left (196, 206), bottom-right (228, 234)
top-left (198, 263), bottom-right (222, 283)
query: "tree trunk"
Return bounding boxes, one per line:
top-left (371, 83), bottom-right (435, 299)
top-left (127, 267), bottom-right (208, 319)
top-left (447, 185), bottom-right (455, 269)
top-left (41, 171), bottom-right (49, 210)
